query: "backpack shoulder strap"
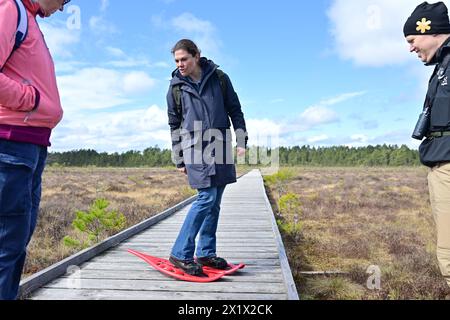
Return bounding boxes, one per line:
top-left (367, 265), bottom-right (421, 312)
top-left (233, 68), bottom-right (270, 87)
top-left (215, 69), bottom-right (227, 99)
top-left (172, 84), bottom-right (182, 116)
top-left (13, 0), bottom-right (28, 51)
top-left (1, 0), bottom-right (28, 71)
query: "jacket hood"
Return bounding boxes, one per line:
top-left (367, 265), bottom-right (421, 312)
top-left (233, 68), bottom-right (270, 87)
top-left (170, 57), bottom-right (218, 86)
top-left (22, 0), bottom-right (42, 17)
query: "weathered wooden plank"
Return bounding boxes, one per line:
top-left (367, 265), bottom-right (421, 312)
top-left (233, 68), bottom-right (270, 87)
top-left (143, 225), bottom-right (273, 229)
top-left (80, 263), bottom-right (284, 272)
top-left (134, 226), bottom-right (274, 230)
top-left (128, 238), bottom-right (276, 242)
top-left (59, 269), bottom-right (285, 282)
top-left (90, 258), bottom-right (281, 267)
top-left (131, 233), bottom-right (276, 238)
top-left (43, 278), bottom-right (286, 294)
top-left (31, 288), bottom-right (288, 300)
top-left (103, 251), bottom-right (280, 260)
top-left (166, 219), bottom-right (272, 223)
top-left (121, 242), bottom-right (277, 246)
top-left (125, 237), bottom-right (276, 241)
top-left (116, 245), bottom-right (280, 253)
top-left (117, 247), bottom-right (280, 253)
top-left (82, 259), bottom-right (281, 268)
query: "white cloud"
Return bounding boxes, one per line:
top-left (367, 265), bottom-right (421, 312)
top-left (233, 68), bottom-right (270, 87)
top-left (123, 71), bottom-right (157, 94)
top-left (288, 91), bottom-right (365, 131)
top-left (170, 13), bottom-right (222, 57)
top-left (104, 47), bottom-right (169, 69)
top-left (89, 0), bottom-right (117, 35)
top-left (57, 68), bottom-right (157, 111)
top-left (106, 58), bottom-right (151, 68)
top-left (52, 105), bottom-right (170, 152)
top-left (100, 0), bottom-right (109, 12)
top-left (89, 16), bottom-right (117, 34)
top-left (327, 0), bottom-right (431, 67)
top-left (299, 106), bottom-right (339, 127)
top-left (319, 91), bottom-right (366, 106)
top-left (106, 46), bottom-right (126, 58)
top-left (308, 134), bottom-right (330, 143)
top-left (153, 61), bottom-right (171, 68)
top-left (39, 21), bottom-right (80, 58)
top-left (338, 130), bottom-right (421, 148)
top-left (55, 61), bottom-right (89, 73)
top-left (172, 13), bottom-right (215, 34)
top-left (350, 134), bottom-right (370, 144)
top-left (246, 119), bottom-right (283, 147)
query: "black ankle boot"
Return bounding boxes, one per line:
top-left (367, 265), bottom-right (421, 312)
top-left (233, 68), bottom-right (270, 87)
top-left (197, 256), bottom-right (228, 270)
top-left (169, 256), bottom-right (204, 276)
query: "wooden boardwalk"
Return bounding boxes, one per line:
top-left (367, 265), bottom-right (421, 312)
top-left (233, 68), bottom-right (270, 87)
top-left (22, 170), bottom-right (299, 300)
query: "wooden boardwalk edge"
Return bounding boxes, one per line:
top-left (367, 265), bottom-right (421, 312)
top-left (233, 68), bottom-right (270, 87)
top-left (18, 193), bottom-right (198, 298)
top-left (258, 170), bottom-right (300, 300)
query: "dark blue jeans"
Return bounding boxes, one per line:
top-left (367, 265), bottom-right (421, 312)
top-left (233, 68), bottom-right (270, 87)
top-left (171, 185), bottom-right (226, 261)
top-left (0, 140), bottom-right (47, 300)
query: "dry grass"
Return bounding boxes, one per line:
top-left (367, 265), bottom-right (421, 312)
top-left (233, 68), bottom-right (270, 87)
top-left (264, 167), bottom-right (450, 300)
top-left (24, 166), bottom-right (249, 278)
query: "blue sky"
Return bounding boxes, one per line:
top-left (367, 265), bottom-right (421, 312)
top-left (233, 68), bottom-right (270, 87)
top-left (38, 0), bottom-right (441, 152)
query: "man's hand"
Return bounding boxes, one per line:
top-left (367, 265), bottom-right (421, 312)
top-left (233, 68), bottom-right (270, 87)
top-left (177, 167), bottom-right (187, 175)
top-left (237, 147), bottom-right (246, 157)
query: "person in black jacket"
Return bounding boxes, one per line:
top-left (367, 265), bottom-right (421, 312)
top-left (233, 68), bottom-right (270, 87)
top-left (405, 1), bottom-right (450, 289)
top-left (167, 39), bottom-right (248, 275)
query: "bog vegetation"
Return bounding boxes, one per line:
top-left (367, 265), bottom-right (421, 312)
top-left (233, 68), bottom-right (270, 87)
top-left (264, 167), bottom-right (450, 300)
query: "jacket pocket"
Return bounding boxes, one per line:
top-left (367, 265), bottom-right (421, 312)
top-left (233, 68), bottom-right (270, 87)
top-left (186, 163), bottom-right (211, 188)
top-left (431, 96), bottom-right (450, 129)
top-left (419, 136), bottom-right (450, 167)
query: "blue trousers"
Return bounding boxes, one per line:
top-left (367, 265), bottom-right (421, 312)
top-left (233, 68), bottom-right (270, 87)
top-left (171, 185), bottom-right (226, 261)
top-left (0, 140), bottom-right (47, 300)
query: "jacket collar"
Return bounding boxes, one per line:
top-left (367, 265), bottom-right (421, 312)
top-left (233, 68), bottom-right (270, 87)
top-left (427, 36), bottom-right (450, 66)
top-left (22, 0), bottom-right (42, 17)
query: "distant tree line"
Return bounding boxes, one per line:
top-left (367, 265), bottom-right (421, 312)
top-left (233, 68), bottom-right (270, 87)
top-left (47, 144), bottom-right (421, 167)
top-left (47, 147), bottom-right (173, 167)
top-left (278, 145), bottom-right (420, 167)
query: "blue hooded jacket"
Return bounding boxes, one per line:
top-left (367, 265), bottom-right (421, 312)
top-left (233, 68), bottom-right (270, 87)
top-left (167, 58), bottom-right (247, 189)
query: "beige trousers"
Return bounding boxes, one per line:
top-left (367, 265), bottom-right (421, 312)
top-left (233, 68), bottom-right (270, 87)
top-left (428, 162), bottom-right (450, 287)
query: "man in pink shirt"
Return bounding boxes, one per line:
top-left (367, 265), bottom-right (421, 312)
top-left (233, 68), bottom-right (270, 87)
top-left (0, 0), bottom-right (70, 300)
